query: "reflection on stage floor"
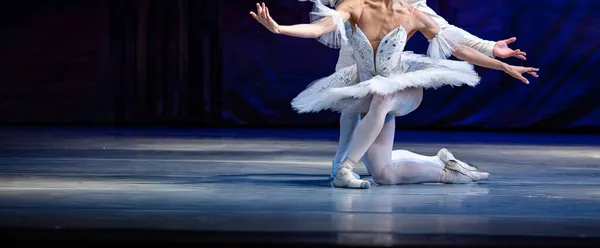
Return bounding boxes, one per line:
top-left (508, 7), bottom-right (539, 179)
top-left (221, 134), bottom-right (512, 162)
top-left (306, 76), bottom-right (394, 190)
top-left (0, 127), bottom-right (599, 246)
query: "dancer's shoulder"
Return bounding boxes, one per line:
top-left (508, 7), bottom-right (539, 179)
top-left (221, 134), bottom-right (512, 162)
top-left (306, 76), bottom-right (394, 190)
top-left (336, 0), bottom-right (365, 21)
top-left (337, 0), bottom-right (364, 9)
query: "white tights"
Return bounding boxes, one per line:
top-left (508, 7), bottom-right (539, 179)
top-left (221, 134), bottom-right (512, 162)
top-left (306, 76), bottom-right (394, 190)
top-left (332, 90), bottom-right (451, 185)
top-left (362, 118), bottom-right (446, 184)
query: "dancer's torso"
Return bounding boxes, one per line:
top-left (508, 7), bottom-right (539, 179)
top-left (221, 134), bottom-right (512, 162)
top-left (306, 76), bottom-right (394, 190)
top-left (348, 0), bottom-right (416, 80)
top-left (348, 0), bottom-right (424, 116)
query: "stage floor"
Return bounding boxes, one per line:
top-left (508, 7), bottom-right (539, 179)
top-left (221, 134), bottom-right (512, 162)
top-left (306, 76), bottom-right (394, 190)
top-left (0, 127), bottom-right (600, 246)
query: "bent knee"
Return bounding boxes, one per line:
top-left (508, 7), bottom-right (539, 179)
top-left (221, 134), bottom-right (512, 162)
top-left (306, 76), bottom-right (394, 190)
top-left (373, 176), bottom-right (393, 185)
top-left (373, 164), bottom-right (418, 185)
top-left (371, 94), bottom-right (392, 106)
top-left (372, 165), bottom-right (396, 185)
top-left (389, 88), bottom-right (424, 117)
top-left (368, 94), bottom-right (395, 116)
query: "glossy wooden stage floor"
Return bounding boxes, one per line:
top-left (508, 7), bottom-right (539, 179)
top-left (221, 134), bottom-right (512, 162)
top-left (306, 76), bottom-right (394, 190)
top-left (0, 127), bottom-right (600, 246)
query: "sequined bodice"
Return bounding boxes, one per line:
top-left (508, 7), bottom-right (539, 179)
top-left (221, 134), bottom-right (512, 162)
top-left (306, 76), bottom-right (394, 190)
top-left (348, 24), bottom-right (408, 81)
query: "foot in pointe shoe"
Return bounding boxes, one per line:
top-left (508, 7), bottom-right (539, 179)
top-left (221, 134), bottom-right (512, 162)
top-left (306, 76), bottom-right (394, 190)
top-left (440, 162), bottom-right (490, 184)
top-left (437, 148), bottom-right (479, 171)
top-left (331, 163), bottom-right (371, 189)
top-left (330, 163), bottom-right (361, 181)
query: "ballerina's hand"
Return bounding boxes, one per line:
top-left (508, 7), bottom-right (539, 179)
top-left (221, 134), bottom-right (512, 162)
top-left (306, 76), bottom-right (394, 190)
top-left (503, 64), bottom-right (539, 84)
top-left (494, 37), bottom-right (527, 60)
top-left (250, 2), bottom-right (280, 34)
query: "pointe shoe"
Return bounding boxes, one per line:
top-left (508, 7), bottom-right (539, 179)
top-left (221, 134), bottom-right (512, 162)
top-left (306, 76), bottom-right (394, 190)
top-left (329, 171), bottom-right (361, 181)
top-left (332, 163), bottom-right (371, 189)
top-left (441, 161), bottom-right (490, 183)
top-left (330, 163), bottom-right (361, 181)
top-left (437, 148), bottom-right (479, 171)
top-left (440, 167), bottom-right (490, 184)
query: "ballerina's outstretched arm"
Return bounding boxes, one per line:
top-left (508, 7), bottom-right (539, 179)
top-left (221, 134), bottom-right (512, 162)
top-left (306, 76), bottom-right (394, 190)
top-left (413, 9), bottom-right (539, 84)
top-left (250, 0), bottom-right (362, 48)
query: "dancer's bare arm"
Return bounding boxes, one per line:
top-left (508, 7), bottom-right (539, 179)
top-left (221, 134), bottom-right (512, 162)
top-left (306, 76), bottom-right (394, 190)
top-left (415, 10), bottom-right (538, 84)
top-left (412, 2), bottom-right (526, 60)
top-left (250, 0), bottom-right (362, 39)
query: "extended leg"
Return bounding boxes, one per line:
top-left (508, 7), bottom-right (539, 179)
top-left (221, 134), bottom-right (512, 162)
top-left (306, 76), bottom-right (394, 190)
top-left (361, 119), bottom-right (489, 184)
top-left (364, 135), bottom-right (489, 184)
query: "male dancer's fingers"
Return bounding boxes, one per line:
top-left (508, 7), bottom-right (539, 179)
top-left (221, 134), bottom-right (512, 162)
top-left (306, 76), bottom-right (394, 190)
top-left (528, 68), bottom-right (540, 78)
top-left (504, 37), bottom-right (517, 45)
top-left (512, 70), bottom-right (529, 84)
top-left (527, 71), bottom-right (538, 78)
top-left (519, 75), bottom-right (529, 84)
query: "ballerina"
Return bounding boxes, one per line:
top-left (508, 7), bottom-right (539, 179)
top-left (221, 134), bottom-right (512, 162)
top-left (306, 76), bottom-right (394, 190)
top-left (251, 0), bottom-right (539, 189)
top-left (321, 0), bottom-right (528, 181)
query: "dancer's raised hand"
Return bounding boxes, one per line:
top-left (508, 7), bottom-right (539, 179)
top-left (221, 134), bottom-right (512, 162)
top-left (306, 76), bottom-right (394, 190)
top-left (250, 2), bottom-right (280, 34)
top-left (494, 37), bottom-right (527, 60)
top-left (502, 64), bottom-right (539, 84)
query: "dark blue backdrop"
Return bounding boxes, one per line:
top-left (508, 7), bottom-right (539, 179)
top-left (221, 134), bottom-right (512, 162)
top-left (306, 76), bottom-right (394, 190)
top-left (0, 0), bottom-right (597, 131)
top-left (222, 0), bottom-right (600, 131)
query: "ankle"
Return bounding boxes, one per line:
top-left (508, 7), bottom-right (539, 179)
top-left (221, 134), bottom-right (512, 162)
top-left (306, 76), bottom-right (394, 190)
top-left (338, 158), bottom-right (356, 171)
top-left (344, 157), bottom-right (358, 165)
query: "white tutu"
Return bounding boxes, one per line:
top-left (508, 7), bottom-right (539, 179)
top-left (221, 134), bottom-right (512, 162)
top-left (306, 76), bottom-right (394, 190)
top-left (291, 0), bottom-right (481, 115)
top-left (291, 52), bottom-right (480, 114)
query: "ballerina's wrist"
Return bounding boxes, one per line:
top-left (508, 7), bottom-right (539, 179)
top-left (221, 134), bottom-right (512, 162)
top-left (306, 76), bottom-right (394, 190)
top-left (499, 62), bottom-right (510, 71)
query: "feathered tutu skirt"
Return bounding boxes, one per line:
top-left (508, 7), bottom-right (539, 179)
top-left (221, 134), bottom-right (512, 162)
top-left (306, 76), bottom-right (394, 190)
top-left (291, 52), bottom-right (481, 115)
